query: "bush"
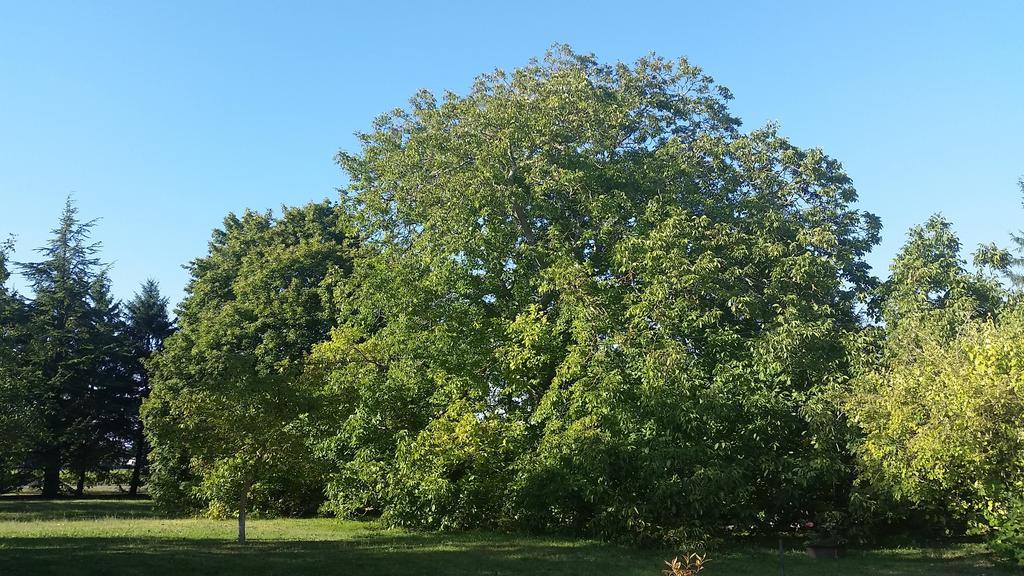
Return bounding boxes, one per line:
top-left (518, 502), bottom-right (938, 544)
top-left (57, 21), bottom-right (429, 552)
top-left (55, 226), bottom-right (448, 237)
top-left (989, 495), bottom-right (1024, 566)
top-left (382, 400), bottom-right (528, 530)
top-left (146, 444), bottom-right (204, 515)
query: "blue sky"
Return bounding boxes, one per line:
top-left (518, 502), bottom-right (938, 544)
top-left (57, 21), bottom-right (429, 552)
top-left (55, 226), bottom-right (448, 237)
top-left (1, 1), bottom-right (1022, 307)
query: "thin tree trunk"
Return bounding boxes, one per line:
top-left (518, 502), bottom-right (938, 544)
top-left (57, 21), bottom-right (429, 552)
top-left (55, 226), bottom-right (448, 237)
top-left (128, 431), bottom-right (146, 496)
top-left (41, 449), bottom-right (61, 498)
top-left (75, 467), bottom-right (86, 497)
top-left (237, 475), bottom-right (251, 544)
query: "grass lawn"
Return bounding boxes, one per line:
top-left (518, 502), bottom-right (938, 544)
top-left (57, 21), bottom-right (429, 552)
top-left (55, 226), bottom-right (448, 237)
top-left (0, 498), bottom-right (1019, 576)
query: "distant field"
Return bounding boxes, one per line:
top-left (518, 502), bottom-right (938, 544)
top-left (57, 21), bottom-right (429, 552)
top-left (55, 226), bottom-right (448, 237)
top-left (0, 499), bottom-right (1018, 576)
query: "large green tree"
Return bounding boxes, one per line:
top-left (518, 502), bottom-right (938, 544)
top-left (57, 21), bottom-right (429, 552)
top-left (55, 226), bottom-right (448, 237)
top-left (314, 46), bottom-right (881, 542)
top-left (144, 200), bottom-right (354, 542)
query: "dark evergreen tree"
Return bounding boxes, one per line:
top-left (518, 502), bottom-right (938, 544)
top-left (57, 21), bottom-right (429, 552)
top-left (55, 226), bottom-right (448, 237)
top-left (17, 199), bottom-right (120, 497)
top-left (66, 271), bottom-right (134, 496)
top-left (124, 279), bottom-right (173, 495)
top-left (0, 237), bottom-right (37, 492)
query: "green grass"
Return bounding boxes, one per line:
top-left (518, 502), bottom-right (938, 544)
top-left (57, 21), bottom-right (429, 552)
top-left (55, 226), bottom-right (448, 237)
top-left (0, 499), bottom-right (1019, 575)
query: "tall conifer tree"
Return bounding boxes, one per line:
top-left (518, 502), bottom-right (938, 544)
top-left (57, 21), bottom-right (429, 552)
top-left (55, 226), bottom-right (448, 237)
top-left (18, 199), bottom-right (113, 497)
top-left (0, 237), bottom-right (36, 492)
top-left (124, 279), bottom-right (173, 495)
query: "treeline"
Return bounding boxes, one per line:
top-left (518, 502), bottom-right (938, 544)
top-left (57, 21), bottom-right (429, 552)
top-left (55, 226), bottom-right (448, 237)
top-left (0, 204), bottom-right (173, 497)
top-left (2, 46), bottom-right (1022, 562)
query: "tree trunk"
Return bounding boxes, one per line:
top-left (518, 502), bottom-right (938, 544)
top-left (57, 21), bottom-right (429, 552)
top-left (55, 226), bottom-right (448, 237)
top-left (128, 431), bottom-right (146, 496)
top-left (74, 468), bottom-right (86, 497)
top-left (237, 476), bottom-right (251, 544)
top-left (41, 449), bottom-right (61, 498)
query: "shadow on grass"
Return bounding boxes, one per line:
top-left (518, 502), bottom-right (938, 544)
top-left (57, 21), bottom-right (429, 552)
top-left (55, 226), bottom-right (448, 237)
top-left (1, 534), bottom-right (1019, 576)
top-left (0, 497), bottom-right (161, 521)
top-left (0, 534), bottom-right (660, 576)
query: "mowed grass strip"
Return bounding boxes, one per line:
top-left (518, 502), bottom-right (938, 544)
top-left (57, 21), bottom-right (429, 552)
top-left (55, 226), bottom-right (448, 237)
top-left (0, 499), bottom-right (1018, 576)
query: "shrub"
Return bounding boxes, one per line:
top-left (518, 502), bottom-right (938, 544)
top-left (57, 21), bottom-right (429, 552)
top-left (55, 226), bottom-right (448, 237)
top-left (989, 494), bottom-right (1024, 566)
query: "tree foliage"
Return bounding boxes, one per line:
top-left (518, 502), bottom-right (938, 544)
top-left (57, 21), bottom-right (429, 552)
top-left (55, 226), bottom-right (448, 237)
top-left (1003, 177), bottom-right (1024, 289)
top-left (311, 46), bottom-right (881, 542)
top-left (144, 201), bottom-right (355, 520)
top-left (124, 279), bottom-right (174, 495)
top-left (849, 215), bottom-right (1020, 541)
top-left (0, 237), bottom-right (37, 492)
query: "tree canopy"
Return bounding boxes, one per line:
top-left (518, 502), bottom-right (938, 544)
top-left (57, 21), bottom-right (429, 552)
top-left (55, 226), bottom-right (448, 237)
top-left (305, 45), bottom-right (881, 542)
top-left (143, 200), bottom-right (355, 538)
top-left (849, 215), bottom-right (1022, 549)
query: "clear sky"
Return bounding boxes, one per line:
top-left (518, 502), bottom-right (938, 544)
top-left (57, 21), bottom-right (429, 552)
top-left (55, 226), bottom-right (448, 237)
top-left (1, 1), bottom-right (1022, 308)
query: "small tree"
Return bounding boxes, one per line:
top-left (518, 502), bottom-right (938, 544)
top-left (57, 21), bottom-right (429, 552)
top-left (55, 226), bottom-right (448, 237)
top-left (849, 215), bottom-right (1012, 524)
top-left (144, 201), bottom-right (354, 542)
